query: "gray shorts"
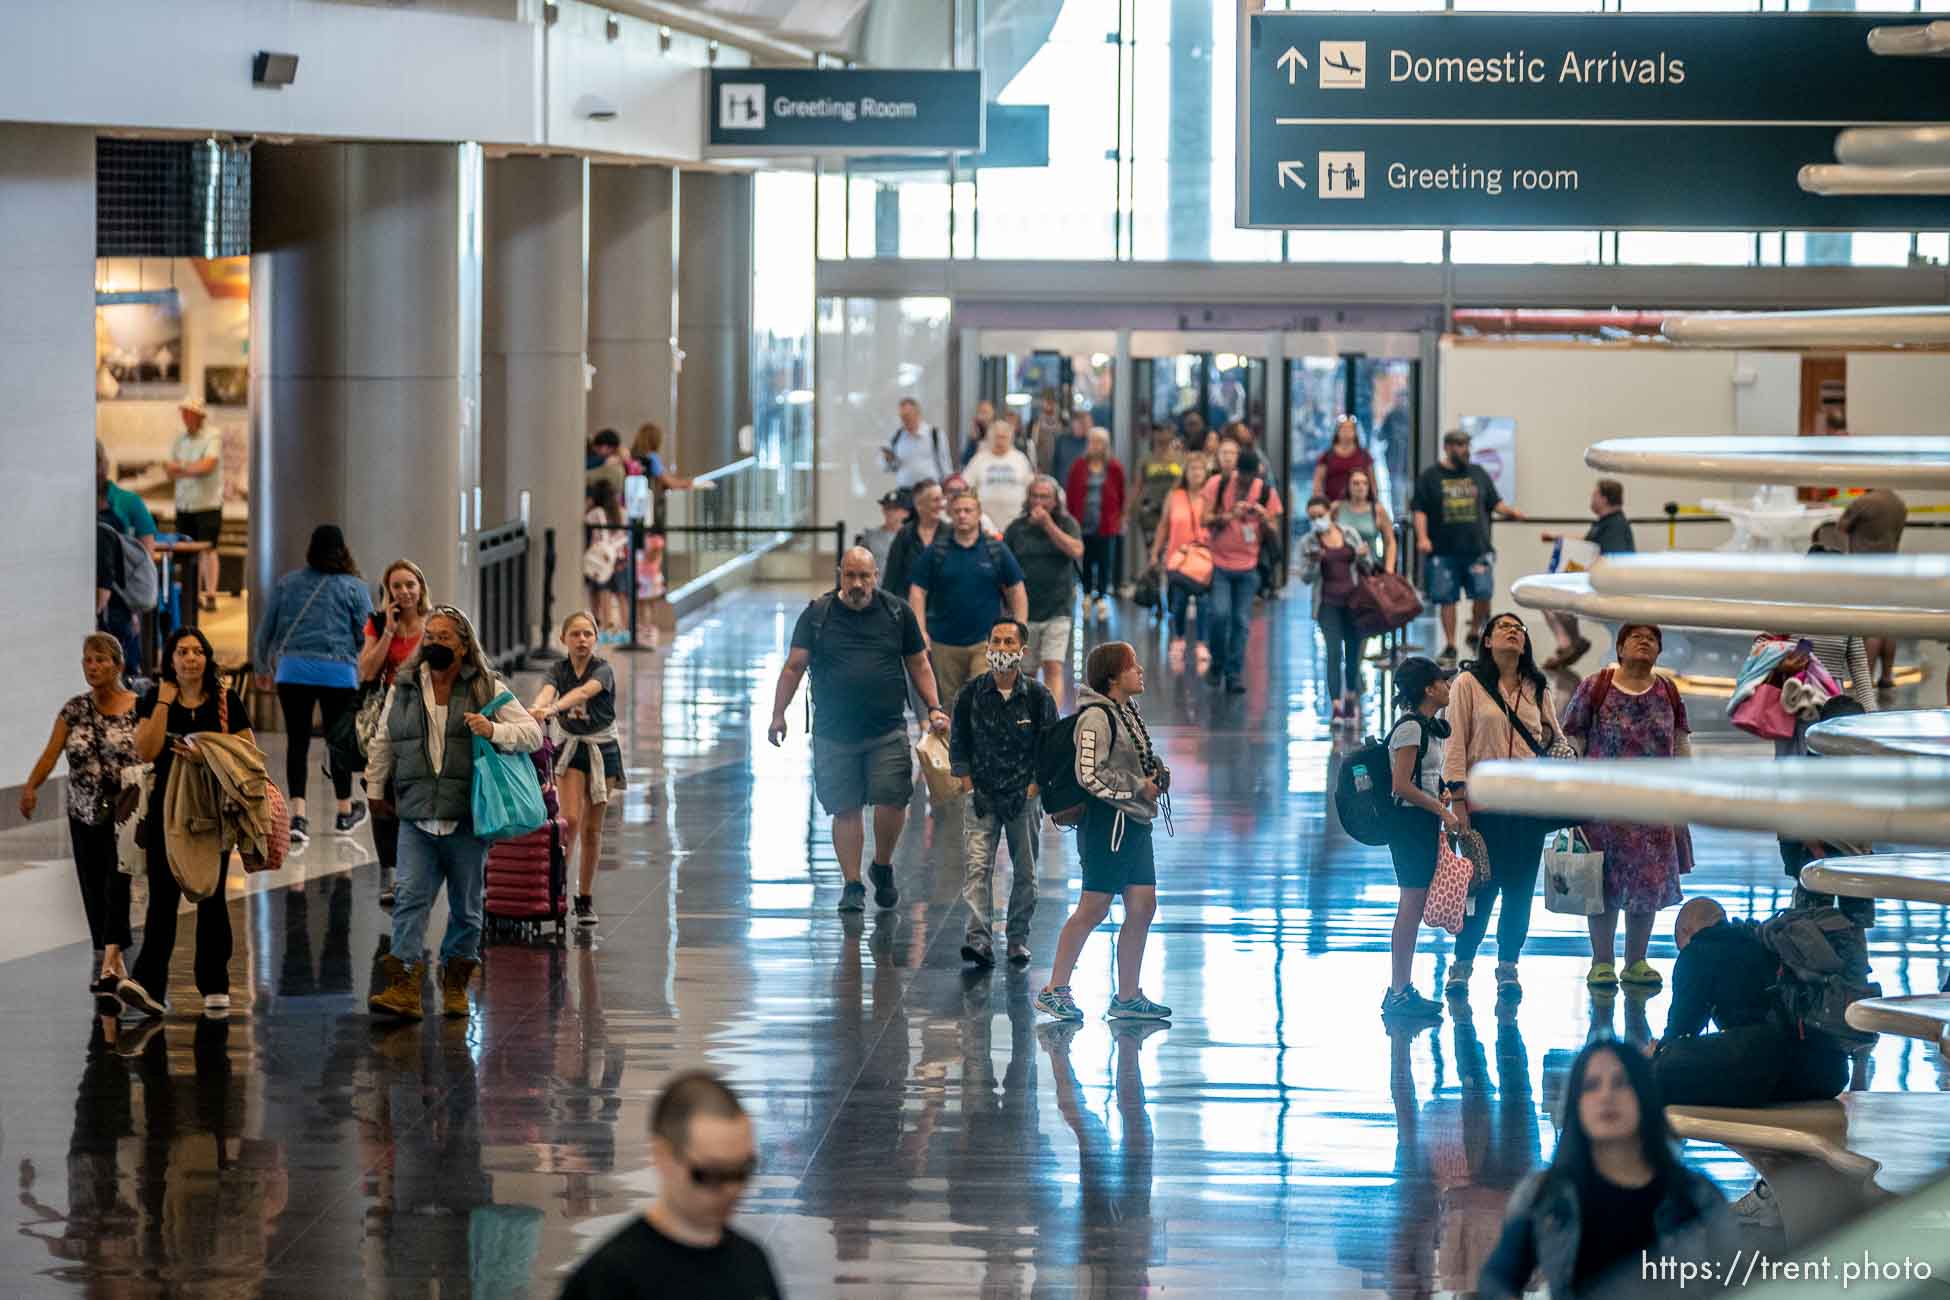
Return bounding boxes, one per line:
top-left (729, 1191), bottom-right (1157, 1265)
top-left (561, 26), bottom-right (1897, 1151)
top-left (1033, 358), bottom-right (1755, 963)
top-left (812, 729), bottom-right (913, 815)
top-left (1026, 616), bottom-right (1073, 666)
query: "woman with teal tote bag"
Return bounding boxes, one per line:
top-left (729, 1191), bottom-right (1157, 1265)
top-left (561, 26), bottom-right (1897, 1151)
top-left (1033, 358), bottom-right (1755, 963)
top-left (363, 607), bottom-right (542, 1021)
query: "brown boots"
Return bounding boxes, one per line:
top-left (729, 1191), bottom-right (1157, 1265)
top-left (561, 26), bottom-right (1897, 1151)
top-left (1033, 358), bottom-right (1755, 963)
top-left (368, 954), bottom-right (425, 1020)
top-left (369, 955), bottom-right (479, 1020)
top-left (440, 958), bottom-right (478, 1018)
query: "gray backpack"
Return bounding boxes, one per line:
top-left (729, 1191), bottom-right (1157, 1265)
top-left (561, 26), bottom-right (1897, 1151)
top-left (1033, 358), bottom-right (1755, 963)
top-left (98, 522), bottom-right (159, 612)
top-left (1756, 907), bottom-right (1881, 1051)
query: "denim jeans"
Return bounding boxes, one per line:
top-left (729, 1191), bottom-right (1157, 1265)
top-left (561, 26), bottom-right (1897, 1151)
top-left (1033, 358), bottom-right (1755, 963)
top-left (1317, 601), bottom-right (1367, 701)
top-left (962, 801), bottom-right (1039, 945)
top-left (1204, 566), bottom-right (1260, 678)
top-left (390, 822), bottom-right (489, 964)
top-left (1167, 575), bottom-right (1209, 642)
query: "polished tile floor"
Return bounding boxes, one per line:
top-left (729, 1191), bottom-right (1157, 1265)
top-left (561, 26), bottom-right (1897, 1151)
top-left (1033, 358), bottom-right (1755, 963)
top-left (2, 586), bottom-right (1947, 1297)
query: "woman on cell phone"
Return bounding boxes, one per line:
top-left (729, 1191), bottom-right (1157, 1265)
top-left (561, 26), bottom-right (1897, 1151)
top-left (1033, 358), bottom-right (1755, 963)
top-left (357, 558), bottom-right (430, 909)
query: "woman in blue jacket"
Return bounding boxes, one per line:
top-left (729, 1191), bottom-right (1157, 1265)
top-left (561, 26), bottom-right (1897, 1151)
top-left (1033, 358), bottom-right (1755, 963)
top-left (254, 524), bottom-right (373, 844)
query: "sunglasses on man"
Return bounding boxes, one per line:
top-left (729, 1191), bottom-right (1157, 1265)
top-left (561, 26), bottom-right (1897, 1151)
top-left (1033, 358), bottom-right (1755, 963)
top-left (682, 1153), bottom-right (758, 1190)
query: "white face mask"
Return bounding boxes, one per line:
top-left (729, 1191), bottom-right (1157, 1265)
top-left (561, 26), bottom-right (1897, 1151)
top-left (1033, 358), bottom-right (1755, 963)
top-left (1310, 515), bottom-right (1333, 534)
top-left (987, 649), bottom-right (1023, 674)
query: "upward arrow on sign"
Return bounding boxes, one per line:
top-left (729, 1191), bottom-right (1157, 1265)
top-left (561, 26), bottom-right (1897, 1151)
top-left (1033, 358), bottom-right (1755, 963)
top-left (1277, 46), bottom-right (1308, 84)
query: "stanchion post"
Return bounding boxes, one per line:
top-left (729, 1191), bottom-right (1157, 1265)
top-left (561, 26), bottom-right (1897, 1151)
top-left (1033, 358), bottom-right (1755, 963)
top-left (1665, 501), bottom-right (1679, 549)
top-left (833, 520), bottom-right (845, 589)
top-left (624, 519), bottom-right (645, 651)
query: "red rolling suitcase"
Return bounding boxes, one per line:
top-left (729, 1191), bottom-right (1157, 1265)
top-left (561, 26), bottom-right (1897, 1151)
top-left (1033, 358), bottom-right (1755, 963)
top-left (484, 739), bottom-right (569, 943)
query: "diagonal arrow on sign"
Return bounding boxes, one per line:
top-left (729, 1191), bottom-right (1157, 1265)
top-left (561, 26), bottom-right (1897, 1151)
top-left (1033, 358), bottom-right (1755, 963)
top-left (1276, 46), bottom-right (1308, 84)
top-left (1278, 160), bottom-right (1307, 190)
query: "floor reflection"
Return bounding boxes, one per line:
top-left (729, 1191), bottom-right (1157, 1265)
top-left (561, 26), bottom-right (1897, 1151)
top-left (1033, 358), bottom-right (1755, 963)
top-left (0, 586), bottom-right (1944, 1296)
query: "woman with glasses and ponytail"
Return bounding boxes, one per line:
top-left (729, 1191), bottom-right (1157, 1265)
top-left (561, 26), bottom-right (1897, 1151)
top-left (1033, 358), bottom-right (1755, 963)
top-left (365, 606), bottom-right (540, 1021)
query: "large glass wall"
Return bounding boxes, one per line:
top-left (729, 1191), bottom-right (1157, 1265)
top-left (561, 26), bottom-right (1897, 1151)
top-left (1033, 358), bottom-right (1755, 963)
top-left (751, 172), bottom-right (816, 527)
top-left (817, 0), bottom-right (1948, 267)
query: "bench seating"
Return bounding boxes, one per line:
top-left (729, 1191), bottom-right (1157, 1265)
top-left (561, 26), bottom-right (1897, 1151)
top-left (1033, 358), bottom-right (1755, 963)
top-left (1847, 993), bottom-right (1950, 1059)
top-left (1669, 1093), bottom-right (1950, 1243)
top-left (1801, 854), bottom-right (1950, 905)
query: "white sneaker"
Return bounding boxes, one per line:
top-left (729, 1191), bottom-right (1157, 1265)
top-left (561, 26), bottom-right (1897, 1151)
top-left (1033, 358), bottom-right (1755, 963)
top-left (203, 993), bottom-right (231, 1018)
top-left (1732, 1180), bottom-right (1782, 1230)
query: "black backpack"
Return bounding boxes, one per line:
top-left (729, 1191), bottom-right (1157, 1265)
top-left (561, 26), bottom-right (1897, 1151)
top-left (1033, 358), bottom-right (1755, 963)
top-left (1336, 716), bottom-right (1429, 846)
top-left (1756, 907), bottom-right (1881, 1051)
top-left (1036, 702), bottom-right (1114, 827)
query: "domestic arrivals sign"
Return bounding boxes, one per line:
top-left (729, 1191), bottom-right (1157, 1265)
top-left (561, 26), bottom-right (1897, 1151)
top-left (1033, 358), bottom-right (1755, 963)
top-left (1238, 11), bottom-right (1950, 230)
top-left (706, 68), bottom-right (983, 157)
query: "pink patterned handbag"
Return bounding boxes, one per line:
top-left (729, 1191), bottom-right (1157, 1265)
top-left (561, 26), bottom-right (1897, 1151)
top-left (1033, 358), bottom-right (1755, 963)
top-left (1423, 832), bottom-right (1480, 934)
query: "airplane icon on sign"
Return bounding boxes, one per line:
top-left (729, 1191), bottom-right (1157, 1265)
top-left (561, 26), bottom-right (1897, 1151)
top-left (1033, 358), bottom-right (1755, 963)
top-left (1318, 41), bottom-right (1366, 89)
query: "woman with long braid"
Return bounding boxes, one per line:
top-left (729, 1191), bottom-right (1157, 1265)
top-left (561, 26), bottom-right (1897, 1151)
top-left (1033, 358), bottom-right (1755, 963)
top-left (1036, 641), bottom-right (1172, 1024)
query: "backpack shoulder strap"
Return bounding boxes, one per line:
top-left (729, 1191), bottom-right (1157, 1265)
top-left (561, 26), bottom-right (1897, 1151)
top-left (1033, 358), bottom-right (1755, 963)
top-left (1386, 714), bottom-right (1432, 789)
top-left (1588, 667), bottom-right (1616, 720)
top-left (808, 592), bottom-right (837, 658)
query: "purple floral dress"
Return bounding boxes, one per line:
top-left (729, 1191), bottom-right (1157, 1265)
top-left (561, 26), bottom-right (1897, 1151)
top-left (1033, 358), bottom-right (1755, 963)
top-left (1560, 673), bottom-right (1693, 913)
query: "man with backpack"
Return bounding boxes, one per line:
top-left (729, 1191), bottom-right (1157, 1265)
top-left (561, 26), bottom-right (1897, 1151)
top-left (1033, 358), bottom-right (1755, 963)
top-left (908, 489), bottom-right (1029, 717)
top-left (1652, 895), bottom-right (1870, 1228)
top-left (1199, 433), bottom-right (1283, 695)
top-left (881, 397), bottom-right (948, 491)
top-left (769, 548), bottom-right (950, 914)
top-left (1653, 895), bottom-right (1862, 1107)
top-left (950, 617), bottom-right (1058, 968)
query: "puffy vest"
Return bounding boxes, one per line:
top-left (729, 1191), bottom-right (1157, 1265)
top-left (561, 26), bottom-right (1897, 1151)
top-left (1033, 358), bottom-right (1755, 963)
top-left (387, 669), bottom-right (490, 825)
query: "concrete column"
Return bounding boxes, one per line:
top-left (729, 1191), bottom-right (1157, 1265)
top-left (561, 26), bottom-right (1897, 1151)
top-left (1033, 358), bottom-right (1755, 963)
top-left (0, 125), bottom-right (95, 785)
top-left (250, 141), bottom-right (484, 619)
top-left (483, 153), bottom-right (588, 638)
top-left (677, 170), bottom-right (753, 472)
top-left (587, 164), bottom-right (678, 449)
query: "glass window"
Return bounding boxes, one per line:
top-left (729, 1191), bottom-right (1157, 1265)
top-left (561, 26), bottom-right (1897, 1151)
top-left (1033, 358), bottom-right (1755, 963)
top-left (1616, 231), bottom-right (1758, 265)
top-left (1450, 231), bottom-right (1602, 264)
top-left (1786, 232), bottom-right (1916, 266)
top-left (1918, 233), bottom-right (1949, 264)
top-left (751, 173), bottom-right (816, 526)
top-left (1287, 230), bottom-right (1444, 262)
top-left (977, 2), bottom-right (1121, 259)
top-left (816, 170), bottom-right (847, 262)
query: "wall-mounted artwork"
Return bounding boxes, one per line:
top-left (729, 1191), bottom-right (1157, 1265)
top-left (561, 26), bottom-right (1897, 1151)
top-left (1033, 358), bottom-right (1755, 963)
top-left (204, 365), bottom-right (247, 408)
top-left (95, 291), bottom-right (183, 401)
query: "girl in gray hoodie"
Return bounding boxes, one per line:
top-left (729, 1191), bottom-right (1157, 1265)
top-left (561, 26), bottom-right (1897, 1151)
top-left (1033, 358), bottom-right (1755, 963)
top-left (1036, 641), bottom-right (1172, 1024)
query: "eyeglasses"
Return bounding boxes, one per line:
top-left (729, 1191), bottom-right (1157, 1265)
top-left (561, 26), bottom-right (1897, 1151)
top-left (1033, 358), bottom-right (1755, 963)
top-left (684, 1155), bottom-right (758, 1189)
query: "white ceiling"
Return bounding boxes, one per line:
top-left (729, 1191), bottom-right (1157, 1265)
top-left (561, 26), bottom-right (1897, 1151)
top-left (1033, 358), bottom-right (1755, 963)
top-left (667, 0), bottom-right (872, 47)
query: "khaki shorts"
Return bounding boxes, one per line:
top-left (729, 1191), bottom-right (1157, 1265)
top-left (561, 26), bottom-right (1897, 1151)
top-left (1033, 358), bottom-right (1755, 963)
top-left (1026, 616), bottom-right (1073, 667)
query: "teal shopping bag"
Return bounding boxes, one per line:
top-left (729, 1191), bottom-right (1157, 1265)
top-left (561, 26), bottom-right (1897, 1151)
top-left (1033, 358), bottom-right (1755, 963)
top-left (470, 689), bottom-right (547, 841)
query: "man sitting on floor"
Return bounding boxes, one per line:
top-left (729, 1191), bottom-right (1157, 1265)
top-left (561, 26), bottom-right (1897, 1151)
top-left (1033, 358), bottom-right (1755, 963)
top-left (1651, 897), bottom-right (1856, 1231)
top-left (1653, 897), bottom-right (1852, 1108)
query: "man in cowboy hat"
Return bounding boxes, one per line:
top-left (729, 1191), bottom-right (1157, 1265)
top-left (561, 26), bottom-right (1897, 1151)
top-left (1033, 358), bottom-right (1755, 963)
top-left (165, 396), bottom-right (224, 612)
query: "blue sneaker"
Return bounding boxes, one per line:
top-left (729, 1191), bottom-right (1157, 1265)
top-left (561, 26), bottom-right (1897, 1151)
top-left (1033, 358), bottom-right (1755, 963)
top-left (1034, 986), bottom-right (1084, 1023)
top-left (1106, 991), bottom-right (1171, 1021)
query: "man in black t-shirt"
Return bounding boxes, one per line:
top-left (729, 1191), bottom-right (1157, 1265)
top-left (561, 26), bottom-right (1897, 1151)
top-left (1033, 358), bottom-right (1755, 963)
top-left (560, 1072), bottom-right (782, 1300)
top-left (769, 547), bottom-right (949, 913)
top-left (1410, 429), bottom-right (1525, 665)
top-left (1539, 477), bottom-right (1637, 671)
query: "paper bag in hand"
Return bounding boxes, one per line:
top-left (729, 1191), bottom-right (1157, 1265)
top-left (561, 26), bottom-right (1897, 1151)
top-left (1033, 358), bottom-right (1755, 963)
top-left (914, 732), bottom-right (960, 805)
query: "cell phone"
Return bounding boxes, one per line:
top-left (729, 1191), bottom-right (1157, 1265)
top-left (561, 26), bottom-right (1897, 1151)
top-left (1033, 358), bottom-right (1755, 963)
top-left (167, 732), bottom-right (188, 745)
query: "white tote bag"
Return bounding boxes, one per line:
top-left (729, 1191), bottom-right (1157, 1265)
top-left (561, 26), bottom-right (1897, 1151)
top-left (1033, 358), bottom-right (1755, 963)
top-left (1542, 827), bottom-right (1606, 916)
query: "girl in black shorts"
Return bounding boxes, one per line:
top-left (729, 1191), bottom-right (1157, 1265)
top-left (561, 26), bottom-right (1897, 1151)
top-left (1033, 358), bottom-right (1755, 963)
top-left (1382, 656), bottom-right (1457, 1023)
top-left (531, 612), bottom-right (624, 928)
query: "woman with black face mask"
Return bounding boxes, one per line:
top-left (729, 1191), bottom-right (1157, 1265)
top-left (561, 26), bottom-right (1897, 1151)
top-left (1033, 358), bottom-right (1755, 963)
top-left (363, 606), bottom-right (540, 1021)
